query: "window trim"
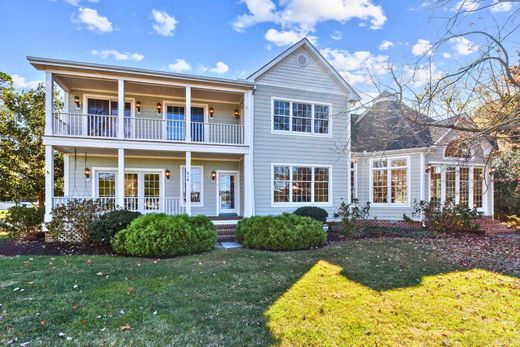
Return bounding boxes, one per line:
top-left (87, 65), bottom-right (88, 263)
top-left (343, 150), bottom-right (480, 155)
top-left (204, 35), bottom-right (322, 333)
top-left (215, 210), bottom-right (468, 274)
top-left (162, 101), bottom-right (209, 123)
top-left (271, 97), bottom-right (333, 137)
top-left (350, 160), bottom-right (358, 201)
top-left (271, 163), bottom-right (333, 207)
top-left (82, 94), bottom-right (135, 118)
top-left (443, 140), bottom-right (474, 160)
top-left (180, 165), bottom-right (204, 207)
top-left (369, 156), bottom-right (411, 207)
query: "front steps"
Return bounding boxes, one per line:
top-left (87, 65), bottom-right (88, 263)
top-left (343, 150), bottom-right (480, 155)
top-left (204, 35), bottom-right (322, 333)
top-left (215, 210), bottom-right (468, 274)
top-left (216, 224), bottom-right (237, 242)
top-left (480, 217), bottom-right (518, 235)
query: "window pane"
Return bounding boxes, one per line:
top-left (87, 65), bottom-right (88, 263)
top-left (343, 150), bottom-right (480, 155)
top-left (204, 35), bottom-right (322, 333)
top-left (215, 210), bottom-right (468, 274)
top-left (460, 168), bottom-right (469, 206)
top-left (167, 106), bottom-right (185, 141)
top-left (430, 167), bottom-right (441, 207)
top-left (314, 167), bottom-right (329, 203)
top-left (182, 167), bottom-right (202, 203)
top-left (372, 160), bottom-right (387, 168)
top-left (350, 164), bottom-right (356, 201)
top-left (98, 172), bottom-right (116, 197)
top-left (144, 173), bottom-right (160, 210)
top-left (273, 100), bottom-right (290, 131)
top-left (292, 167), bottom-right (312, 202)
top-left (390, 159), bottom-right (407, 167)
top-left (473, 168), bottom-right (483, 208)
top-left (292, 103), bottom-right (312, 133)
top-left (372, 169), bottom-right (388, 203)
top-left (446, 167), bottom-right (456, 203)
top-left (391, 169), bottom-right (407, 203)
top-left (314, 104), bottom-right (329, 134)
top-left (124, 173), bottom-right (138, 210)
top-left (273, 166), bottom-right (290, 202)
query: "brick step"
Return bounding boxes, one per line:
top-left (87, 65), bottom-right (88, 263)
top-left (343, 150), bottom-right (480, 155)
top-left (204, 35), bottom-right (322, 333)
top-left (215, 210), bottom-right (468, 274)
top-left (216, 224), bottom-right (237, 241)
top-left (218, 234), bottom-right (236, 242)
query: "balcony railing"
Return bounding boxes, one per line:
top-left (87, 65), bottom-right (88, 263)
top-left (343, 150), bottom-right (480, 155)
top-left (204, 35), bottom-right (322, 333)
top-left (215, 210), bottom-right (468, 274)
top-left (52, 196), bottom-right (185, 215)
top-left (52, 113), bottom-right (245, 145)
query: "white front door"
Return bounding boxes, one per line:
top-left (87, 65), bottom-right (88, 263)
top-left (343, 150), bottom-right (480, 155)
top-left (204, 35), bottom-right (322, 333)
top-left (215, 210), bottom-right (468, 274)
top-left (218, 171), bottom-right (239, 215)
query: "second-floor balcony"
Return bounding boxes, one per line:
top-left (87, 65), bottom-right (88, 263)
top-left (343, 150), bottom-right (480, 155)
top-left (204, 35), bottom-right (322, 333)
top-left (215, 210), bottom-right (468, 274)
top-left (52, 112), bottom-right (245, 145)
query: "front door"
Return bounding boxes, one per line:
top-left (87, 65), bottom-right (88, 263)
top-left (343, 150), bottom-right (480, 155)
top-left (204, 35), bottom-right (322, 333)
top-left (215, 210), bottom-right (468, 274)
top-left (218, 172), bottom-right (239, 215)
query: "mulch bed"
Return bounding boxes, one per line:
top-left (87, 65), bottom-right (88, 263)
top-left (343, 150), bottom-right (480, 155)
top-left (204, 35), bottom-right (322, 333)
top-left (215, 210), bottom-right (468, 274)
top-left (0, 240), bottom-right (113, 256)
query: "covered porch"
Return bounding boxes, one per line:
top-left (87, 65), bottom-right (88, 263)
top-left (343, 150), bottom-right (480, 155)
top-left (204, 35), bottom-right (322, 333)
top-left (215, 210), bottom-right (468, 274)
top-left (44, 146), bottom-right (253, 222)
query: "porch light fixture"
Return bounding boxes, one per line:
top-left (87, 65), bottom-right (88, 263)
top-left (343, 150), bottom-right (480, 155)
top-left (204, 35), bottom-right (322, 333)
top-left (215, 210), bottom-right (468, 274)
top-left (489, 167), bottom-right (496, 175)
top-left (74, 95), bottom-right (81, 109)
top-left (136, 101), bottom-right (141, 114)
top-left (234, 109), bottom-right (240, 119)
top-left (209, 107), bottom-right (215, 119)
top-left (425, 164), bottom-right (433, 173)
top-left (156, 102), bottom-right (162, 115)
top-left (84, 167), bottom-right (91, 180)
top-left (211, 171), bottom-right (216, 182)
top-left (165, 169), bottom-right (171, 181)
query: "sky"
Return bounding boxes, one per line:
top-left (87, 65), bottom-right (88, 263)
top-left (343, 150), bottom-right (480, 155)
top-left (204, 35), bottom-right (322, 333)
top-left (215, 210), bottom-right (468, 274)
top-left (0, 0), bottom-right (518, 100)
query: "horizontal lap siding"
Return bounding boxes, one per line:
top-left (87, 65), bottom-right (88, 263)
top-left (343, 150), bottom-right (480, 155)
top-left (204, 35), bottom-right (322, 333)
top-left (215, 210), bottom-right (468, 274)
top-left (65, 155), bottom-right (239, 216)
top-left (253, 85), bottom-right (350, 217)
top-left (354, 153), bottom-right (424, 220)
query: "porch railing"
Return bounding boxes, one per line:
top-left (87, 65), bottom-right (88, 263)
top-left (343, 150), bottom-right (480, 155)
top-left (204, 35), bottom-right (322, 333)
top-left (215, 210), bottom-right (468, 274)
top-left (52, 113), bottom-right (245, 145)
top-left (51, 196), bottom-right (185, 215)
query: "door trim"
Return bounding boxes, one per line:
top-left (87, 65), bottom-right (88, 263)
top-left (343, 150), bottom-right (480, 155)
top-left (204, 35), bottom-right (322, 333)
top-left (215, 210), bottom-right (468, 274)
top-left (216, 170), bottom-right (240, 216)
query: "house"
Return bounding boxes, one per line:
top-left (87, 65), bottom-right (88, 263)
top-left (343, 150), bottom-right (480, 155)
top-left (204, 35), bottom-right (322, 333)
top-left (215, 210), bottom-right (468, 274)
top-left (29, 38), bottom-right (494, 234)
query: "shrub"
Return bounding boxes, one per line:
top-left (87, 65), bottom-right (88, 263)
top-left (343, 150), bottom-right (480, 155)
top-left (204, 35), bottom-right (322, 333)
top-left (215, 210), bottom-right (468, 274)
top-left (293, 206), bottom-right (328, 223)
top-left (0, 205), bottom-right (44, 240)
top-left (412, 201), bottom-right (482, 233)
top-left (47, 199), bottom-right (113, 244)
top-left (89, 210), bottom-right (141, 247)
top-left (494, 151), bottom-right (520, 216)
top-left (335, 199), bottom-right (371, 235)
top-left (111, 214), bottom-right (216, 257)
top-left (236, 213), bottom-right (326, 251)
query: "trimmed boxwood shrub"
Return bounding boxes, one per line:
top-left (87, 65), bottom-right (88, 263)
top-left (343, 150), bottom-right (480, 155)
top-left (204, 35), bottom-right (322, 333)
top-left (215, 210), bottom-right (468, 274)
top-left (89, 210), bottom-right (141, 247)
top-left (293, 206), bottom-right (328, 223)
top-left (236, 213), bottom-right (326, 251)
top-left (111, 213), bottom-right (216, 257)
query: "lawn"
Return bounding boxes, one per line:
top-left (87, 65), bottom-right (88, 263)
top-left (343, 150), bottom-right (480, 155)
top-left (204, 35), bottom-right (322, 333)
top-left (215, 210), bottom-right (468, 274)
top-left (1, 237), bottom-right (519, 346)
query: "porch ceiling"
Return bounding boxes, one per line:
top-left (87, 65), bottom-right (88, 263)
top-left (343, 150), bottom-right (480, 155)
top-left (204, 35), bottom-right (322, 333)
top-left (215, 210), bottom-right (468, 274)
top-left (55, 146), bottom-right (244, 161)
top-left (55, 75), bottom-right (245, 103)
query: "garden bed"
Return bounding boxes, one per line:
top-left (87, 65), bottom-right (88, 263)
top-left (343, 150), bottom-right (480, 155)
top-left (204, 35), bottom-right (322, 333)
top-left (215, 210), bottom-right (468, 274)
top-left (0, 239), bottom-right (112, 256)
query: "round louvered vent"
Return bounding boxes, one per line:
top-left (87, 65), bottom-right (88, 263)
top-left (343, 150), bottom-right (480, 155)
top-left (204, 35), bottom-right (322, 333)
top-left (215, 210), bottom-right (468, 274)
top-left (296, 53), bottom-right (308, 67)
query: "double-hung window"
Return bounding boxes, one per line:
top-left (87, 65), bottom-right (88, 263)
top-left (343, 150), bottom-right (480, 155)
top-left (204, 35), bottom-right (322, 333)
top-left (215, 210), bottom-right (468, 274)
top-left (272, 164), bottom-right (331, 205)
top-left (370, 157), bottom-right (409, 205)
top-left (272, 99), bottom-right (331, 135)
top-left (429, 166), bottom-right (485, 209)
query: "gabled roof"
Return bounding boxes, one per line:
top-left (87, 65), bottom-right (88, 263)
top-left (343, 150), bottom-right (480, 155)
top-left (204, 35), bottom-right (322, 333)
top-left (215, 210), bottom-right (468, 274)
top-left (247, 38), bottom-right (361, 101)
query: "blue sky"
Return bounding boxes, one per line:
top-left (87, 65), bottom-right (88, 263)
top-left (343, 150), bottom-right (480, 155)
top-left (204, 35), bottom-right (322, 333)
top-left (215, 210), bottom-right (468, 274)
top-left (0, 0), bottom-right (517, 98)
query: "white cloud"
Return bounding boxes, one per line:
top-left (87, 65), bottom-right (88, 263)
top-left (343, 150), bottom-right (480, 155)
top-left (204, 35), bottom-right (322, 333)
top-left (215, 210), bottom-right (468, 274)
top-left (151, 9), bottom-right (177, 37)
top-left (450, 36), bottom-right (479, 55)
top-left (442, 52), bottom-right (452, 58)
top-left (65, 0), bottom-right (80, 6)
top-left (320, 48), bottom-right (390, 85)
top-left (331, 30), bottom-right (342, 40)
top-left (264, 29), bottom-right (317, 46)
top-left (379, 40), bottom-right (394, 50)
top-left (491, 1), bottom-right (513, 12)
top-left (166, 59), bottom-right (192, 73)
top-left (11, 75), bottom-right (42, 90)
top-left (90, 49), bottom-right (144, 61)
top-left (233, 0), bottom-right (387, 33)
top-left (403, 63), bottom-right (444, 87)
top-left (411, 39), bottom-right (433, 56)
top-left (74, 7), bottom-right (113, 34)
top-left (452, 0), bottom-right (479, 12)
top-left (209, 61), bottom-right (229, 75)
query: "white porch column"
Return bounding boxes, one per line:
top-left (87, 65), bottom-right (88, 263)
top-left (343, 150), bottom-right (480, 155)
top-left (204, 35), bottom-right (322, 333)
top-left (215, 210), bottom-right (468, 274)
top-left (118, 79), bottom-right (125, 139)
top-left (185, 151), bottom-right (192, 216)
top-left (185, 85), bottom-right (191, 142)
top-left (243, 153), bottom-right (253, 217)
top-left (64, 154), bottom-right (69, 197)
top-left (45, 72), bottom-right (54, 136)
top-left (419, 153), bottom-right (425, 202)
top-left (244, 90), bottom-right (253, 146)
top-left (44, 145), bottom-right (54, 223)
top-left (117, 148), bottom-right (125, 208)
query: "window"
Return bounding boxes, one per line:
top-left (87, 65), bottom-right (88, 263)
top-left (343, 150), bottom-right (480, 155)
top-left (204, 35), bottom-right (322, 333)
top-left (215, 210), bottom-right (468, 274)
top-left (473, 168), bottom-right (484, 208)
top-left (446, 167), bottom-right (456, 203)
top-left (272, 99), bottom-right (331, 135)
top-left (272, 165), bottom-right (330, 204)
top-left (144, 173), bottom-right (160, 210)
top-left (181, 166), bottom-right (203, 206)
top-left (87, 98), bottom-right (131, 138)
top-left (445, 141), bottom-right (470, 158)
top-left (459, 167), bottom-right (470, 206)
top-left (97, 172), bottom-right (116, 197)
top-left (370, 158), bottom-right (408, 205)
top-left (350, 161), bottom-right (357, 201)
top-left (430, 167), bottom-right (442, 207)
top-left (124, 173), bottom-right (138, 210)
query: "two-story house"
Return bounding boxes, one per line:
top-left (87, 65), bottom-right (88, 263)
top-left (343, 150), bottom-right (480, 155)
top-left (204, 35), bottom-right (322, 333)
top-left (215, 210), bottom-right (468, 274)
top-left (29, 38), bottom-right (494, 235)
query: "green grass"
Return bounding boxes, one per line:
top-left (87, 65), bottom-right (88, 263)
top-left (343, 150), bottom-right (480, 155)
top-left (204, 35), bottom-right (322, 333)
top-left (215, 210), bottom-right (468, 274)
top-left (0, 239), bottom-right (518, 346)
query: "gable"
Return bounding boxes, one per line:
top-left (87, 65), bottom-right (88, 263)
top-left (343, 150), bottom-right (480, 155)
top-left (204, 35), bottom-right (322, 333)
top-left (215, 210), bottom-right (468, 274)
top-left (251, 42), bottom-right (358, 97)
